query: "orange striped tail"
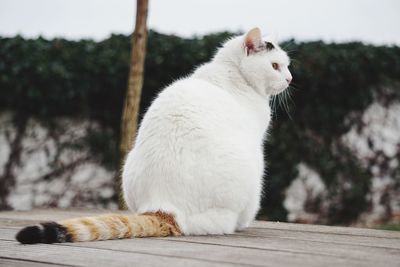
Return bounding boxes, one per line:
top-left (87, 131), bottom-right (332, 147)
top-left (16, 211), bottom-right (181, 244)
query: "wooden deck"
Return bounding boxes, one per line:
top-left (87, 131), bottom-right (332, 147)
top-left (0, 209), bottom-right (399, 267)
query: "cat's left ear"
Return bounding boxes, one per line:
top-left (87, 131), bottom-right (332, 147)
top-left (244, 27), bottom-right (263, 56)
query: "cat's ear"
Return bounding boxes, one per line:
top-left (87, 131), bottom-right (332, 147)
top-left (244, 27), bottom-right (263, 56)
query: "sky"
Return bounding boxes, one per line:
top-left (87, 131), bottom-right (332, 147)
top-left (0, 0), bottom-right (399, 45)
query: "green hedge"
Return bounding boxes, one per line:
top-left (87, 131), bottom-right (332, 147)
top-left (1, 31), bottom-right (399, 224)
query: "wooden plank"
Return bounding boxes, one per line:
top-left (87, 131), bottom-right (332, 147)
top-left (1, 227), bottom-right (398, 267)
top-left (0, 240), bottom-right (234, 267)
top-left (0, 227), bottom-right (18, 240)
top-left (0, 258), bottom-right (74, 267)
top-left (252, 221), bottom-right (400, 239)
top-left (3, 219), bottom-right (399, 250)
top-left (240, 227), bottom-right (400, 249)
top-left (0, 238), bottom-right (368, 267)
top-left (0, 218), bottom-right (46, 227)
top-left (1, 210), bottom-right (400, 267)
top-left (0, 209), bottom-right (400, 238)
top-left (2, 225), bottom-right (400, 252)
top-left (64, 236), bottom-right (397, 267)
top-left (0, 209), bottom-right (127, 222)
top-left (160, 234), bottom-right (399, 266)
top-left (1, 209), bottom-right (398, 238)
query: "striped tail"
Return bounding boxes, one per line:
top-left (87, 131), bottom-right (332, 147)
top-left (16, 211), bottom-right (181, 244)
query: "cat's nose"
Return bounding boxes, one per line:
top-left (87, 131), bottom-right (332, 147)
top-left (286, 77), bottom-right (292, 84)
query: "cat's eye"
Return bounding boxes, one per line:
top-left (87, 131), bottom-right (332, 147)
top-left (272, 63), bottom-right (279, 70)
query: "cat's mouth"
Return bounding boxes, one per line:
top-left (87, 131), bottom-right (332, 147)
top-left (268, 81), bottom-right (289, 95)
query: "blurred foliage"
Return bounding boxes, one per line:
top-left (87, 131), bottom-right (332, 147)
top-left (0, 31), bottom-right (399, 224)
top-left (376, 224), bottom-right (400, 231)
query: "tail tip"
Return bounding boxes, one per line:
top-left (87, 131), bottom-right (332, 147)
top-left (16, 222), bottom-right (70, 244)
top-left (16, 225), bottom-right (43, 244)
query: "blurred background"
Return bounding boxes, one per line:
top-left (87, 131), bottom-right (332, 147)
top-left (0, 0), bottom-right (399, 230)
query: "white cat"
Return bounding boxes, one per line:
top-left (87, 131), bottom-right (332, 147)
top-left (16, 28), bottom-right (292, 244)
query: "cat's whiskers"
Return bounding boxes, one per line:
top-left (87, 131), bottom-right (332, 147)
top-left (270, 95), bottom-right (279, 118)
top-left (273, 86), bottom-right (294, 120)
top-left (282, 90), bottom-right (291, 119)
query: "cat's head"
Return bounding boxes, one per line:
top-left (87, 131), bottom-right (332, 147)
top-left (237, 28), bottom-right (292, 96)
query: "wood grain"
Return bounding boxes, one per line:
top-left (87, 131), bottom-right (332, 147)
top-left (1, 209), bottom-right (399, 267)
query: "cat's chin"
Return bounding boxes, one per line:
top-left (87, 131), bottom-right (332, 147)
top-left (267, 86), bottom-right (288, 96)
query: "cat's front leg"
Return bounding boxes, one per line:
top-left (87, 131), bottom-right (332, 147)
top-left (182, 208), bottom-right (238, 235)
top-left (236, 193), bottom-right (261, 231)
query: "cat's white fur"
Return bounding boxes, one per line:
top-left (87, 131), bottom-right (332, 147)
top-left (122, 28), bottom-right (292, 235)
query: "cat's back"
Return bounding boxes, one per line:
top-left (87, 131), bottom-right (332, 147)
top-left (151, 77), bottom-right (236, 115)
top-left (139, 77), bottom-right (242, 136)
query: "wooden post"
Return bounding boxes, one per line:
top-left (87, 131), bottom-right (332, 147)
top-left (117, 0), bottom-right (149, 208)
